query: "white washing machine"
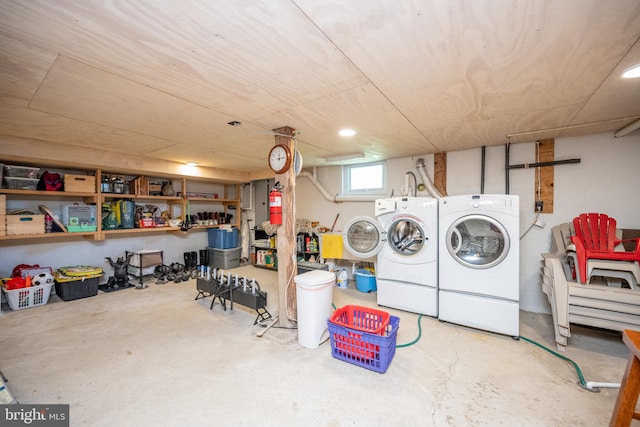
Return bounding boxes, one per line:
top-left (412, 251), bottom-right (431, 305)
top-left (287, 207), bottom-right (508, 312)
top-left (342, 197), bottom-right (438, 316)
top-left (438, 194), bottom-right (520, 336)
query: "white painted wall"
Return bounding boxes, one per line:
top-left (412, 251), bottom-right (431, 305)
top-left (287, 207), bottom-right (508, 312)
top-left (295, 131), bottom-right (640, 313)
top-left (0, 232), bottom-right (208, 278)
top-left (3, 131), bottom-right (639, 312)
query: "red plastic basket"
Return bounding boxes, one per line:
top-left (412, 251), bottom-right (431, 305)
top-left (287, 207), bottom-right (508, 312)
top-left (328, 306), bottom-right (399, 373)
top-left (329, 305), bottom-right (390, 335)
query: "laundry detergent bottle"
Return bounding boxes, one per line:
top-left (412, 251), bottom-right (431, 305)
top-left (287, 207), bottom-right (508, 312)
top-left (337, 269), bottom-right (348, 289)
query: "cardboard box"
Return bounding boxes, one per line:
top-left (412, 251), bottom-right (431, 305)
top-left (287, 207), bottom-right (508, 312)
top-left (148, 182), bottom-right (162, 195)
top-left (0, 215), bottom-right (6, 236)
top-left (64, 174), bottom-right (96, 193)
top-left (7, 215), bottom-right (45, 235)
top-left (0, 194), bottom-right (5, 214)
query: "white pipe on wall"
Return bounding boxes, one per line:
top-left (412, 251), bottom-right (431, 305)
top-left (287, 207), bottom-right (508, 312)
top-left (415, 158), bottom-right (443, 199)
top-left (298, 169), bottom-right (379, 202)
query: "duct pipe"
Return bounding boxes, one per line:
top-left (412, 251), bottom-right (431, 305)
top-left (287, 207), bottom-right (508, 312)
top-left (415, 158), bottom-right (443, 199)
top-left (298, 169), bottom-right (379, 202)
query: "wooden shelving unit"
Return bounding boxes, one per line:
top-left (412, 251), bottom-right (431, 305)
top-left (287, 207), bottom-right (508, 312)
top-left (0, 166), bottom-right (241, 243)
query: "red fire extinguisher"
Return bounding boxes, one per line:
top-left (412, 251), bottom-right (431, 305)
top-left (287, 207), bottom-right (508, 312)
top-left (269, 186), bottom-right (282, 225)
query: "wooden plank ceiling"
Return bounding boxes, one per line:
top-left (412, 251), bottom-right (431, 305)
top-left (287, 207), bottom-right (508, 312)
top-left (0, 0), bottom-right (639, 179)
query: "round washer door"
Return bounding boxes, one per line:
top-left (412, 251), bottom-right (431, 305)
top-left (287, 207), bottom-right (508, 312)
top-left (342, 215), bottom-right (385, 259)
top-left (386, 217), bottom-right (427, 256)
top-left (446, 214), bottom-right (510, 269)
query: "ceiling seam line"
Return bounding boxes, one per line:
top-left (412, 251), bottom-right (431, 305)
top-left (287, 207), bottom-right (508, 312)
top-left (291, 1), bottom-right (438, 150)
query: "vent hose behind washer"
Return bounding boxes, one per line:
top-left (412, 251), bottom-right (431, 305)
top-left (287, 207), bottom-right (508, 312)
top-left (416, 158), bottom-right (443, 199)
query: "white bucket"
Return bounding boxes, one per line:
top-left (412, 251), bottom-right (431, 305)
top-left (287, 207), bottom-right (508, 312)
top-left (295, 270), bottom-right (335, 349)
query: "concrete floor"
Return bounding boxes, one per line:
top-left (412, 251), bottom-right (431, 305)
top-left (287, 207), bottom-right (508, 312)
top-left (0, 264), bottom-right (633, 426)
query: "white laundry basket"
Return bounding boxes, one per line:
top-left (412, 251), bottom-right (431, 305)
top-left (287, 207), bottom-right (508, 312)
top-left (295, 270), bottom-right (335, 349)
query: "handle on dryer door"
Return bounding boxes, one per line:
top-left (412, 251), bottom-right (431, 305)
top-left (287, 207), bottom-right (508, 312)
top-left (451, 228), bottom-right (462, 254)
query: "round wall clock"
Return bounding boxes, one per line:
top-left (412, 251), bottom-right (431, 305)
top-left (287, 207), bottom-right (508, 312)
top-left (268, 144), bottom-right (292, 174)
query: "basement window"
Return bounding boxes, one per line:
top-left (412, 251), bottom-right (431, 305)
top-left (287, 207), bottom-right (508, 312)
top-left (342, 161), bottom-right (387, 196)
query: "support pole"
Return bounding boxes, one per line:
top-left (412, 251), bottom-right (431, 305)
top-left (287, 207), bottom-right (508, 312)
top-left (273, 127), bottom-right (297, 327)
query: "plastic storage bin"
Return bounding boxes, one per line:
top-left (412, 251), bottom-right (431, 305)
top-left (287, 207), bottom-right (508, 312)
top-left (55, 276), bottom-right (100, 301)
top-left (354, 269), bottom-right (377, 293)
top-left (2, 283), bottom-right (53, 310)
top-left (207, 227), bottom-right (238, 249)
top-left (62, 204), bottom-right (97, 227)
top-left (328, 305), bottom-right (399, 373)
top-left (295, 270), bottom-right (335, 349)
top-left (4, 165), bottom-right (40, 179)
top-left (4, 177), bottom-right (39, 190)
top-left (209, 246), bottom-right (241, 269)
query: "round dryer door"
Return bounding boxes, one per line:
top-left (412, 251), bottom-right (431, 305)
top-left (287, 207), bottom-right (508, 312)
top-left (342, 215), bottom-right (385, 259)
top-left (446, 214), bottom-right (510, 269)
top-left (386, 218), bottom-right (426, 256)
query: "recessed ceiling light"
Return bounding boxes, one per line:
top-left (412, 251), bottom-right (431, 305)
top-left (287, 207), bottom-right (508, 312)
top-left (185, 162), bottom-right (198, 167)
top-left (339, 128), bottom-right (356, 137)
top-left (622, 64), bottom-right (640, 79)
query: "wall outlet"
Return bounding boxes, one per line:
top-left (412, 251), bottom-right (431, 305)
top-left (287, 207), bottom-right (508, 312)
top-left (535, 201), bottom-right (544, 212)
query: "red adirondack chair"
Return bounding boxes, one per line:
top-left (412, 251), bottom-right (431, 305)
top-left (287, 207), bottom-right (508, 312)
top-left (570, 213), bottom-right (640, 284)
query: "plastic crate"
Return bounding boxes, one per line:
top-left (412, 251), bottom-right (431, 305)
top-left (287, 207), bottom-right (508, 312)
top-left (207, 227), bottom-right (238, 249)
top-left (329, 304), bottom-right (390, 335)
top-left (4, 165), bottom-right (39, 179)
top-left (4, 177), bottom-right (39, 190)
top-left (2, 283), bottom-right (53, 310)
top-left (328, 314), bottom-right (399, 373)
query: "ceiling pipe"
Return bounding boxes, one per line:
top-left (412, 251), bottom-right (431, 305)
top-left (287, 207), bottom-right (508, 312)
top-left (415, 158), bottom-right (443, 199)
top-left (298, 169), bottom-right (379, 202)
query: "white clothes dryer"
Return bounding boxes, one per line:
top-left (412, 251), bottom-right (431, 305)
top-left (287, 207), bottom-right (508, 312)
top-left (343, 197), bottom-right (438, 316)
top-left (438, 194), bottom-right (520, 336)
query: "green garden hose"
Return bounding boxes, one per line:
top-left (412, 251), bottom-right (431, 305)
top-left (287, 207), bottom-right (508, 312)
top-left (396, 314), bottom-right (424, 348)
top-left (519, 335), bottom-right (590, 390)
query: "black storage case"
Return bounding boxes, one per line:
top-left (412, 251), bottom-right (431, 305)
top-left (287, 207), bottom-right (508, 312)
top-left (55, 277), bottom-right (99, 301)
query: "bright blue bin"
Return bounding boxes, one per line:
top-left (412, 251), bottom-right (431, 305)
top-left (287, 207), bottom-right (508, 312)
top-left (354, 269), bottom-right (377, 293)
top-left (207, 227), bottom-right (238, 249)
